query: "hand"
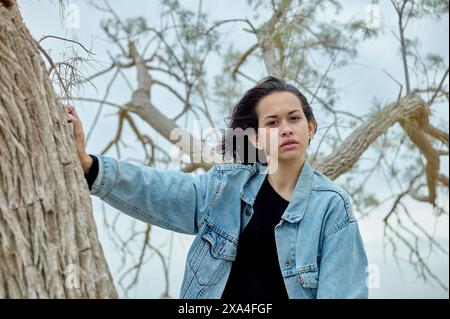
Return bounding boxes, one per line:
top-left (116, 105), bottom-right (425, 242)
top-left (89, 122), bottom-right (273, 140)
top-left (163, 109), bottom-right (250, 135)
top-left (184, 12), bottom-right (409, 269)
top-left (64, 104), bottom-right (93, 174)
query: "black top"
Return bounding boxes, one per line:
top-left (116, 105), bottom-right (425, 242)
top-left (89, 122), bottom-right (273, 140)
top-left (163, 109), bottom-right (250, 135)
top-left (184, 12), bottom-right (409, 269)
top-left (221, 175), bottom-right (290, 300)
top-left (85, 154), bottom-right (99, 190)
top-left (84, 156), bottom-right (290, 299)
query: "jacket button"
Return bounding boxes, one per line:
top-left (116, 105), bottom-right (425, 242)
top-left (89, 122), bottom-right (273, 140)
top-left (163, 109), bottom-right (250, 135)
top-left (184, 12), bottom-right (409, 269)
top-left (285, 259), bottom-right (294, 266)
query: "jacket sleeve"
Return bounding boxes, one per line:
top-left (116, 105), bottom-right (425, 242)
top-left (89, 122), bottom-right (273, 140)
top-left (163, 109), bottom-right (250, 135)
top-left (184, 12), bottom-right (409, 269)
top-left (316, 196), bottom-right (369, 299)
top-left (90, 155), bottom-right (217, 235)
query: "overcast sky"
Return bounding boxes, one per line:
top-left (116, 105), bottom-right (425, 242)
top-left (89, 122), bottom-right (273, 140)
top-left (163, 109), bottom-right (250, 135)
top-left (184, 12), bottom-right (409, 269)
top-left (18, 0), bottom-right (449, 298)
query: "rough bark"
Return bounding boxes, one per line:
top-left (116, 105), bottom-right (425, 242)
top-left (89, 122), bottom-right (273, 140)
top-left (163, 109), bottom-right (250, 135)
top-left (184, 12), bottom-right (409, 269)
top-left (0, 1), bottom-right (117, 298)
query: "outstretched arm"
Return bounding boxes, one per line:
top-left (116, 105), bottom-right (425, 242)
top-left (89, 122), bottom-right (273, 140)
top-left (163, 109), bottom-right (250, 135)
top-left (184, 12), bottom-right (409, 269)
top-left (89, 154), bottom-right (215, 235)
top-left (65, 104), bottom-right (216, 235)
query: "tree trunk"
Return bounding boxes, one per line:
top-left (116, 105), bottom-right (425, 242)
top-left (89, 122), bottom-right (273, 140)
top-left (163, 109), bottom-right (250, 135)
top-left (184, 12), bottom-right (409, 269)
top-left (0, 1), bottom-right (117, 298)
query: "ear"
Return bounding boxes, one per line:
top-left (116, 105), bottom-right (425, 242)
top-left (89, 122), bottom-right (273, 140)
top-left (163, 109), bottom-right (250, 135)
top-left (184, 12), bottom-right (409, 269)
top-left (308, 120), bottom-right (317, 140)
top-left (249, 131), bottom-right (264, 150)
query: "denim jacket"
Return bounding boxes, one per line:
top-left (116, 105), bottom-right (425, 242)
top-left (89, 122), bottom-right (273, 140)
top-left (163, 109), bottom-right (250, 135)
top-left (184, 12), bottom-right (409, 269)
top-left (90, 155), bottom-right (369, 299)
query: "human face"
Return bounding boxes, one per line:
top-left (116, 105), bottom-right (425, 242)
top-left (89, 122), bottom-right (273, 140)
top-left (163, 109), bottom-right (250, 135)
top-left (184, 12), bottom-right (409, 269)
top-left (251, 91), bottom-right (316, 163)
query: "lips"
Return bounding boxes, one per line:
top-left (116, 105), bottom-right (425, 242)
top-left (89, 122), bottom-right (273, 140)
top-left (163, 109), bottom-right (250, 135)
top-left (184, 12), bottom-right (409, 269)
top-left (280, 139), bottom-right (299, 148)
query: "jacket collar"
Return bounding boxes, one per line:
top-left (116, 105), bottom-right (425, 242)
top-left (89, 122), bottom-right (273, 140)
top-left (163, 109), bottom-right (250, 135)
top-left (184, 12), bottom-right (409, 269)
top-left (240, 159), bottom-right (315, 223)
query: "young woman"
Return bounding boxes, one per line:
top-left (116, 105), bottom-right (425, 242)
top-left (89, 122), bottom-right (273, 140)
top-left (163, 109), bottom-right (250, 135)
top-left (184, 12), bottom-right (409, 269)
top-left (66, 76), bottom-right (368, 299)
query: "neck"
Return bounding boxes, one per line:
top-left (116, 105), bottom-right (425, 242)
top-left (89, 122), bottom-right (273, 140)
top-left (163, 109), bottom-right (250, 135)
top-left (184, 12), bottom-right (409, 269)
top-left (267, 155), bottom-right (305, 196)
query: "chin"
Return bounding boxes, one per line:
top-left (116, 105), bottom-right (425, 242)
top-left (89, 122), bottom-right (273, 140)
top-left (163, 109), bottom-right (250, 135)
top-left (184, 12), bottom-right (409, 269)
top-left (277, 150), bottom-right (304, 161)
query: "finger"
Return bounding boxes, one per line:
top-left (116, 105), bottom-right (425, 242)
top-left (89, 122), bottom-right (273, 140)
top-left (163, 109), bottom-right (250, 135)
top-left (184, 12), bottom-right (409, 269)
top-left (64, 104), bottom-right (74, 112)
top-left (67, 114), bottom-right (84, 137)
top-left (67, 113), bottom-right (79, 124)
top-left (70, 106), bottom-right (80, 118)
top-left (64, 104), bottom-right (80, 119)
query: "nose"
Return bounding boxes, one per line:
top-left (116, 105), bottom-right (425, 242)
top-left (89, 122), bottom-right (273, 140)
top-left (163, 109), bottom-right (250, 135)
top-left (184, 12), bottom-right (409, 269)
top-left (280, 121), bottom-right (294, 137)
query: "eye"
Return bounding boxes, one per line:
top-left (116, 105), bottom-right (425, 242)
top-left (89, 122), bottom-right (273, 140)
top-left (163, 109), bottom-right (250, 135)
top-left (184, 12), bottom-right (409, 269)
top-left (290, 116), bottom-right (301, 120)
top-left (266, 120), bottom-right (278, 126)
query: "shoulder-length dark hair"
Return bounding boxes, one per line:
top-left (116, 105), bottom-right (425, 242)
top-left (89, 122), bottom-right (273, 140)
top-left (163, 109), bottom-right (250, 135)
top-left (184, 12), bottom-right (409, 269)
top-left (217, 76), bottom-right (317, 165)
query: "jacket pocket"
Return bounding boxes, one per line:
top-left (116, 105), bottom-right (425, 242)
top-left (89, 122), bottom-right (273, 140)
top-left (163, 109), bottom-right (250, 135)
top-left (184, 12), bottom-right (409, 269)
top-left (298, 270), bottom-right (319, 298)
top-left (189, 223), bottom-right (237, 286)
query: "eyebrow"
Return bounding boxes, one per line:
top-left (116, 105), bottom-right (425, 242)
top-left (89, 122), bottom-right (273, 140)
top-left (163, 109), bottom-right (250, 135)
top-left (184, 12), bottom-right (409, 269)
top-left (263, 109), bottom-right (302, 120)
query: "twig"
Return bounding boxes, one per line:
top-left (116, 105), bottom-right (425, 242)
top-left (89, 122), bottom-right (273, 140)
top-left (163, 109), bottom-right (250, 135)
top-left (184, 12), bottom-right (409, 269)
top-left (39, 35), bottom-right (95, 55)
